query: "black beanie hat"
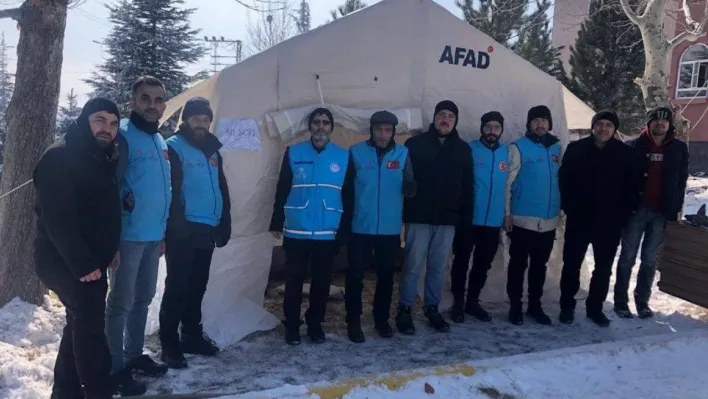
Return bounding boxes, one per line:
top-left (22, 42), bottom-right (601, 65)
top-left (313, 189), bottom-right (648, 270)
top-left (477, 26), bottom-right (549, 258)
top-left (78, 97), bottom-right (120, 124)
top-left (434, 100), bottom-right (459, 129)
top-left (308, 107), bottom-right (334, 127)
top-left (647, 106), bottom-right (673, 127)
top-left (526, 105), bottom-right (553, 131)
top-left (182, 97), bottom-right (214, 121)
top-left (481, 111), bottom-right (504, 133)
top-left (591, 110), bottom-right (620, 131)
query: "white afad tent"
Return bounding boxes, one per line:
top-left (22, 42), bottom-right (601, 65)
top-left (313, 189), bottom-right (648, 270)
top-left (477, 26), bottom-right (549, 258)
top-left (146, 0), bottom-right (596, 348)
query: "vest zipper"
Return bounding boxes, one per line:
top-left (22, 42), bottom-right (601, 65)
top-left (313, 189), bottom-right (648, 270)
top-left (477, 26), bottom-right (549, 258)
top-left (546, 147), bottom-right (552, 219)
top-left (153, 138), bottom-right (170, 223)
top-left (484, 148), bottom-right (495, 226)
top-left (206, 153), bottom-right (218, 220)
top-left (377, 152), bottom-right (383, 235)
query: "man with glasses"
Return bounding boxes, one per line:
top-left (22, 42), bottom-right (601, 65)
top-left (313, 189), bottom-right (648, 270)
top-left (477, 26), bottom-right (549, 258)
top-left (269, 108), bottom-right (355, 345)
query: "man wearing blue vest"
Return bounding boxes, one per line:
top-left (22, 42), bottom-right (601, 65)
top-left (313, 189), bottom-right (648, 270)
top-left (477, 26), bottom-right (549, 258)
top-left (159, 97), bottom-right (231, 369)
top-left (345, 111), bottom-right (416, 343)
top-left (450, 111), bottom-right (508, 324)
top-left (106, 76), bottom-right (171, 395)
top-left (269, 108), bottom-right (355, 346)
top-left (504, 105), bottom-right (561, 326)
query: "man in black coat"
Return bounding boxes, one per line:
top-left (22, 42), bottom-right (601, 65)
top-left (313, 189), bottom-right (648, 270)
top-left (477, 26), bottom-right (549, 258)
top-left (33, 98), bottom-right (122, 399)
top-left (396, 100), bottom-right (474, 334)
top-left (614, 107), bottom-right (689, 319)
top-left (558, 110), bottom-right (639, 327)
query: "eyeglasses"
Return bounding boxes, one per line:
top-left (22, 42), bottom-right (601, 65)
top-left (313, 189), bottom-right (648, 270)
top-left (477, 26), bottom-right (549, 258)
top-left (311, 119), bottom-right (331, 126)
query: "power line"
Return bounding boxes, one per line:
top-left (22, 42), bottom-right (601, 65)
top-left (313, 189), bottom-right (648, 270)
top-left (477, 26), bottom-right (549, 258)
top-left (204, 36), bottom-right (243, 74)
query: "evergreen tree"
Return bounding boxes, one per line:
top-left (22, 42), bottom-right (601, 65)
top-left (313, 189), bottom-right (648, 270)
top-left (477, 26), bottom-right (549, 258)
top-left (568, 0), bottom-right (645, 134)
top-left (295, 0), bottom-right (311, 33)
top-left (86, 0), bottom-right (206, 116)
top-left (0, 32), bottom-right (14, 157)
top-left (330, 0), bottom-right (366, 20)
top-left (56, 89), bottom-right (82, 138)
top-left (457, 0), bottom-right (528, 48)
top-left (515, 0), bottom-right (559, 73)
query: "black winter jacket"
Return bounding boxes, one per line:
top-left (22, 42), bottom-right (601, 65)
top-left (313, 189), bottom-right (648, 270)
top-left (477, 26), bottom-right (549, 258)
top-left (33, 123), bottom-right (121, 281)
top-left (626, 132), bottom-right (689, 221)
top-left (559, 136), bottom-right (640, 228)
top-left (402, 125), bottom-right (474, 226)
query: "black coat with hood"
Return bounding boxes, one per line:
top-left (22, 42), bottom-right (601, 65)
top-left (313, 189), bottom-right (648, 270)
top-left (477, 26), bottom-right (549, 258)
top-left (165, 124), bottom-right (232, 248)
top-left (402, 124), bottom-right (474, 226)
top-left (33, 120), bottom-right (121, 281)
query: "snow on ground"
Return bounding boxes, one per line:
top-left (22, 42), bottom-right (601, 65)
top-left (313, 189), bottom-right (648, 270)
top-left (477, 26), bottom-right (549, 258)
top-left (2, 178), bottom-right (708, 398)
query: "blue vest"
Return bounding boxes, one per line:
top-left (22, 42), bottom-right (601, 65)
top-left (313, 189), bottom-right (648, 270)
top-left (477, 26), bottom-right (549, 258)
top-left (350, 142), bottom-right (407, 235)
top-left (470, 140), bottom-right (508, 227)
top-left (284, 141), bottom-right (349, 240)
top-left (511, 136), bottom-right (561, 219)
top-left (166, 135), bottom-right (223, 227)
top-left (118, 119), bottom-right (172, 242)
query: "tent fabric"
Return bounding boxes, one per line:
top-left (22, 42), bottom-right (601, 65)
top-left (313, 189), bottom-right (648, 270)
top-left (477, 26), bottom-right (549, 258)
top-left (147, 0), bottom-right (595, 348)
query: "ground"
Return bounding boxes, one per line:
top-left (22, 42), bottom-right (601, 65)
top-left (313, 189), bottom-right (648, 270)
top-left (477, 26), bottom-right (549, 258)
top-left (2, 177), bottom-right (708, 398)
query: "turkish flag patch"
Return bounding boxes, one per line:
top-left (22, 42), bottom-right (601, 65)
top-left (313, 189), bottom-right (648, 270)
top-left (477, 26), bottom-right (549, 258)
top-left (386, 160), bottom-right (400, 169)
top-left (163, 150), bottom-right (169, 161)
top-left (552, 154), bottom-right (559, 163)
top-left (499, 161), bottom-right (507, 171)
top-left (210, 157), bottom-right (218, 167)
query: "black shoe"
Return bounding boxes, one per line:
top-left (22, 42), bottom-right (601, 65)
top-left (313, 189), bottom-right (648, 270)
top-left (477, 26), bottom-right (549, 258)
top-left (424, 306), bottom-right (450, 332)
top-left (50, 387), bottom-right (83, 399)
top-left (285, 325), bottom-right (301, 345)
top-left (527, 304), bottom-right (552, 325)
top-left (180, 331), bottom-right (219, 357)
top-left (347, 319), bottom-right (365, 343)
top-left (126, 354), bottom-right (168, 377)
top-left (509, 303), bottom-right (524, 325)
top-left (614, 305), bottom-right (634, 319)
top-left (450, 301), bottom-right (465, 323)
top-left (160, 349), bottom-right (188, 369)
top-left (559, 308), bottom-right (574, 325)
top-left (375, 320), bottom-right (394, 338)
top-left (307, 324), bottom-right (326, 344)
top-left (465, 301), bottom-right (492, 322)
top-left (637, 305), bottom-right (654, 319)
top-left (111, 367), bottom-right (147, 397)
top-left (587, 311), bottom-right (611, 327)
top-left (395, 305), bottom-right (416, 335)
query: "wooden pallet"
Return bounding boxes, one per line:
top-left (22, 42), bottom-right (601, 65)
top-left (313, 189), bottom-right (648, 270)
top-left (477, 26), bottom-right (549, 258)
top-left (658, 221), bottom-right (708, 309)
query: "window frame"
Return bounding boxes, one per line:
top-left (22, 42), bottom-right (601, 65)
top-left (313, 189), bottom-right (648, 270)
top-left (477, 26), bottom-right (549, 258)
top-left (676, 43), bottom-right (708, 100)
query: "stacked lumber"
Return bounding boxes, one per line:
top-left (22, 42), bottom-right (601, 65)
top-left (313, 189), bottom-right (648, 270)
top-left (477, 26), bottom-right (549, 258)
top-left (658, 221), bottom-right (708, 309)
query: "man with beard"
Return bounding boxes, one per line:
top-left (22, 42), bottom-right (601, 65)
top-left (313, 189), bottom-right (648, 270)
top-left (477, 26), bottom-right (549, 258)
top-left (33, 98), bottom-right (122, 399)
top-left (345, 110), bottom-right (416, 343)
top-left (558, 110), bottom-right (638, 326)
top-left (159, 97), bottom-right (231, 368)
top-left (614, 107), bottom-right (688, 319)
top-left (269, 107), bottom-right (354, 345)
top-left (450, 111), bottom-right (507, 324)
top-left (504, 105), bottom-right (561, 326)
top-left (106, 76), bottom-right (171, 395)
top-left (396, 100), bottom-right (474, 335)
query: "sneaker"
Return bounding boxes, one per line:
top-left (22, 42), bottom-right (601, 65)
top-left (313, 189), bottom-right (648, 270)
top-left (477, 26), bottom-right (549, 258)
top-left (465, 301), bottom-right (492, 322)
top-left (126, 354), bottom-right (168, 377)
top-left (559, 308), bottom-right (574, 325)
top-left (307, 324), bottom-right (326, 344)
top-left (424, 306), bottom-right (450, 333)
top-left (181, 332), bottom-right (219, 357)
top-left (587, 311), bottom-right (611, 327)
top-left (614, 306), bottom-right (634, 319)
top-left (527, 304), bottom-right (552, 325)
top-left (374, 320), bottom-right (394, 338)
top-left (111, 367), bottom-right (147, 397)
top-left (509, 303), bottom-right (524, 325)
top-left (395, 305), bottom-right (416, 335)
top-left (285, 325), bottom-right (301, 346)
top-left (347, 319), bottom-right (365, 343)
top-left (450, 301), bottom-right (465, 323)
top-left (637, 306), bottom-right (654, 319)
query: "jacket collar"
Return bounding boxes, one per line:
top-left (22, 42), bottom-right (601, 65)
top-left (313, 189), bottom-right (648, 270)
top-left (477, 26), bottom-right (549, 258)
top-left (129, 111), bottom-right (160, 134)
top-left (65, 121), bottom-right (119, 165)
top-left (525, 130), bottom-right (559, 148)
top-left (177, 123), bottom-right (223, 156)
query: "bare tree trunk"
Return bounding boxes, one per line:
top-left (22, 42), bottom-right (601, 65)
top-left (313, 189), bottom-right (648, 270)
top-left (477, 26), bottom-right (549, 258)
top-left (0, 0), bottom-right (69, 306)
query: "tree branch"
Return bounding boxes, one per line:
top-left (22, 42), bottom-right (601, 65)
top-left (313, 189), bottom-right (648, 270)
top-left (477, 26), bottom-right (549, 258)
top-left (0, 7), bottom-right (20, 20)
top-left (619, 0), bottom-right (642, 25)
top-left (669, 0), bottom-right (708, 49)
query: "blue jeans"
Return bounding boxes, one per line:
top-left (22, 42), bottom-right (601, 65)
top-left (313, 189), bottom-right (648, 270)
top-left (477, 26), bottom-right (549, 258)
top-left (398, 224), bottom-right (455, 308)
top-left (614, 208), bottom-right (666, 309)
top-left (105, 240), bottom-right (161, 373)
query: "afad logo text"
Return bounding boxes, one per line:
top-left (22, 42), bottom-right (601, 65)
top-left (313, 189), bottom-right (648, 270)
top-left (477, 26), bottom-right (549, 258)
top-left (438, 45), bottom-right (493, 69)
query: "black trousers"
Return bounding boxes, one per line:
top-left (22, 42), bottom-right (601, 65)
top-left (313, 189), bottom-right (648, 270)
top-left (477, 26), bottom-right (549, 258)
top-left (506, 226), bottom-right (556, 306)
top-left (450, 225), bottom-right (501, 304)
top-left (38, 269), bottom-right (112, 399)
top-left (345, 233), bottom-right (400, 323)
top-left (282, 238), bottom-right (338, 327)
top-left (159, 238), bottom-right (214, 348)
top-left (560, 218), bottom-right (622, 313)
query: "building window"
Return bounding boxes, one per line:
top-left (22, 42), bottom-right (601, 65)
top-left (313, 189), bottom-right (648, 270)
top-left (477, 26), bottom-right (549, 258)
top-left (677, 44), bottom-right (708, 99)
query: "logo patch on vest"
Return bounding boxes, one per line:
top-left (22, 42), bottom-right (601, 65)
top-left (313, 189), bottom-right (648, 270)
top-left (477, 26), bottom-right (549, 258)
top-left (163, 150), bottom-right (169, 161)
top-left (386, 160), bottom-right (400, 169)
top-left (329, 162), bottom-right (341, 173)
top-left (499, 161), bottom-right (507, 171)
top-left (210, 157), bottom-right (218, 167)
top-left (136, 149), bottom-right (144, 158)
top-left (552, 154), bottom-right (559, 163)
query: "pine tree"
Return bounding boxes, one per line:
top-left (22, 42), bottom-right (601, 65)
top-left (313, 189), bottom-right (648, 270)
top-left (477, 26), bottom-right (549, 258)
top-left (457, 0), bottom-right (528, 48)
top-left (85, 0), bottom-right (205, 116)
top-left (295, 0), bottom-right (311, 33)
top-left (0, 32), bottom-right (14, 158)
top-left (56, 89), bottom-right (82, 138)
top-left (330, 0), bottom-right (366, 20)
top-left (515, 0), bottom-right (559, 73)
top-left (568, 0), bottom-right (645, 133)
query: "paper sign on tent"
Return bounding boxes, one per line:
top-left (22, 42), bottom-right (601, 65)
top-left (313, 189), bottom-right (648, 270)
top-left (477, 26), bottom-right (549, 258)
top-left (217, 118), bottom-right (261, 151)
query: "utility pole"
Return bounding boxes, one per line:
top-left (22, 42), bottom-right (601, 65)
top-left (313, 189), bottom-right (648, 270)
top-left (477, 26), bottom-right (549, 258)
top-left (204, 36), bottom-right (242, 74)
